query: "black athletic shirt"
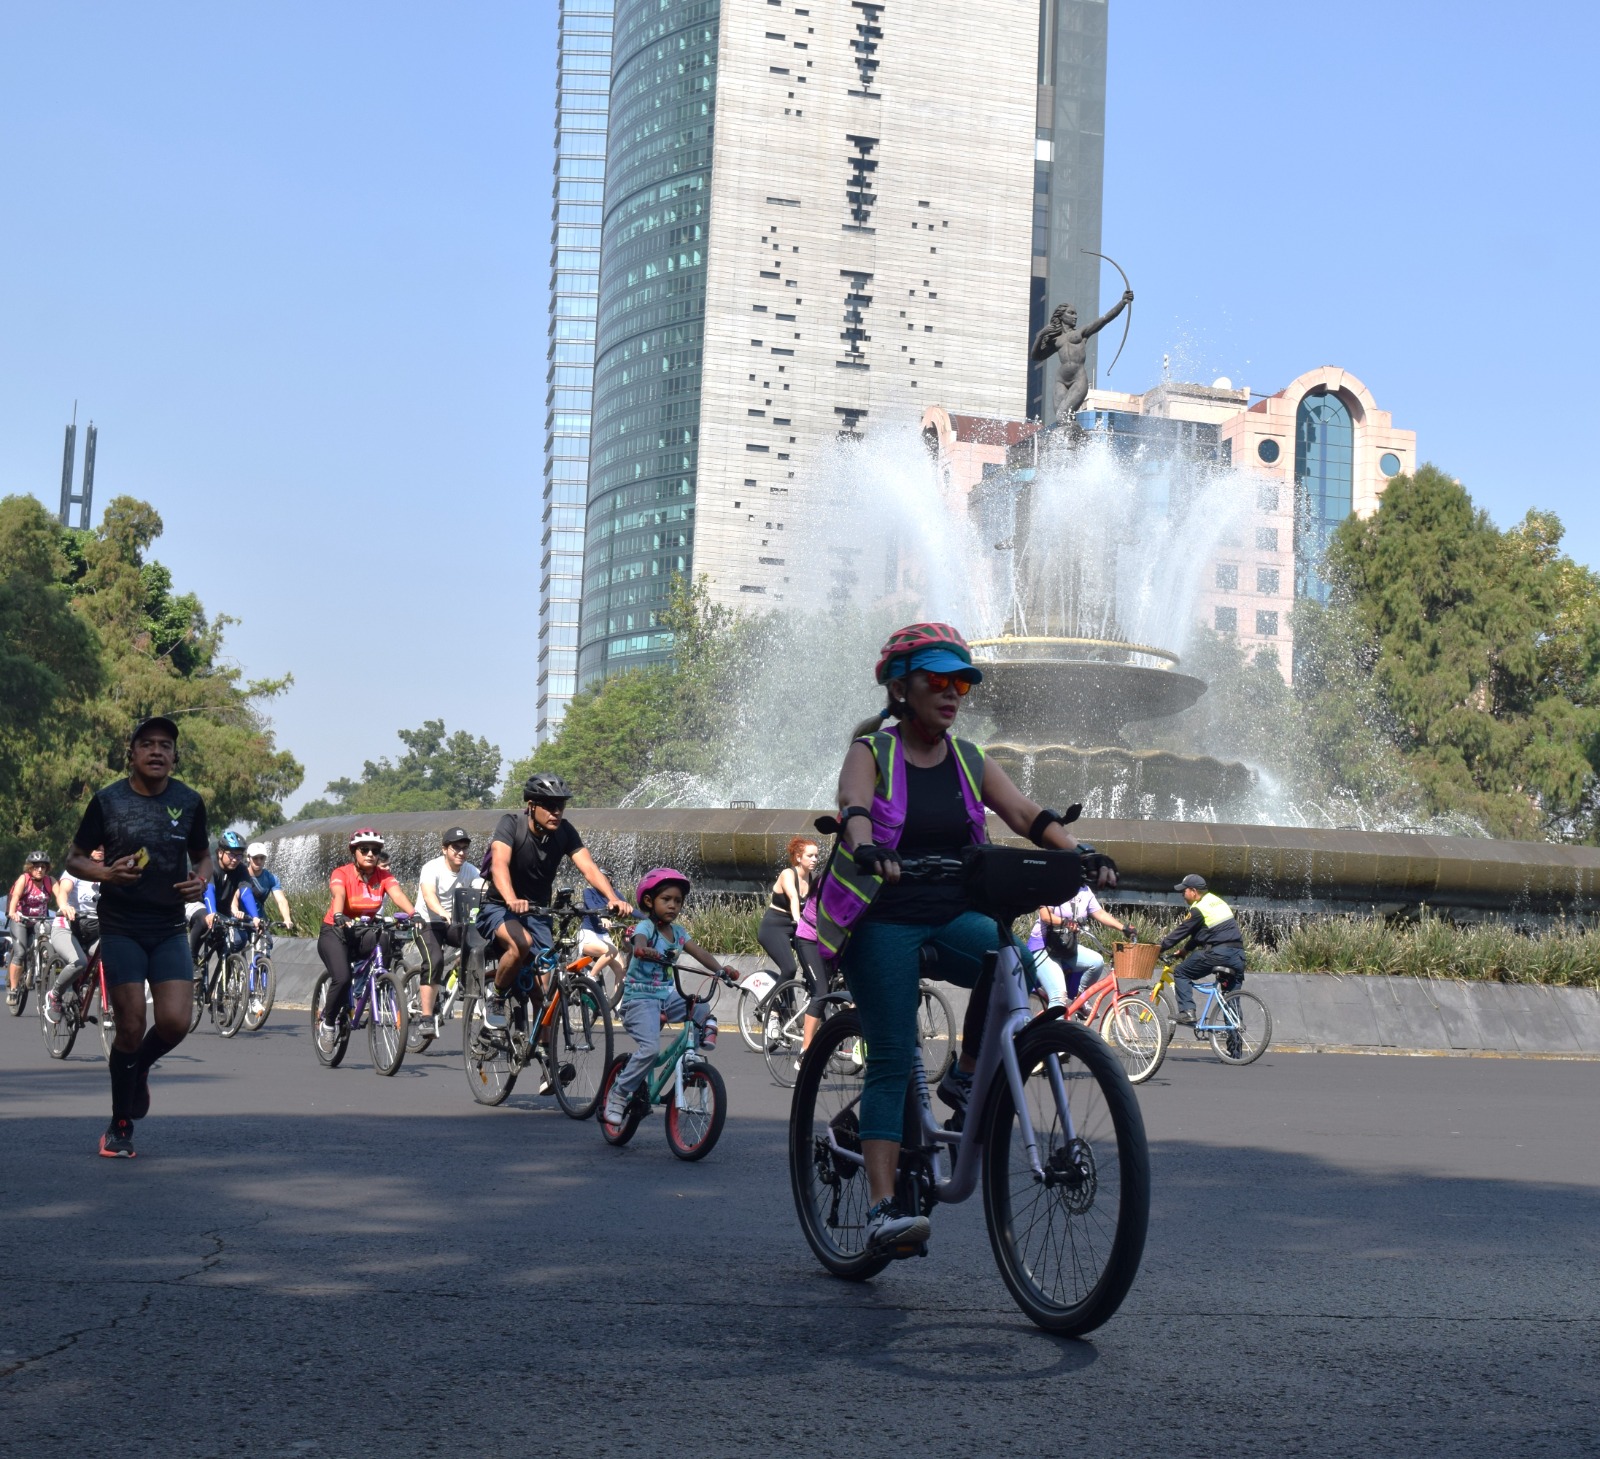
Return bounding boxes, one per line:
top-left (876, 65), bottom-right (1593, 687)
top-left (483, 812), bottom-right (583, 909)
top-left (72, 778), bottom-right (209, 938)
top-left (866, 753), bottom-right (972, 926)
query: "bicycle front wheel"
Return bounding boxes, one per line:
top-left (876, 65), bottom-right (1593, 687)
top-left (981, 1020), bottom-right (1150, 1336)
top-left (368, 974), bottom-right (407, 1075)
top-left (217, 954), bottom-right (249, 1038)
top-left (917, 981), bottom-right (957, 1081)
top-left (1209, 990), bottom-right (1271, 1065)
top-left (550, 976), bottom-right (613, 1120)
top-left (665, 1060), bottom-right (726, 1160)
top-left (736, 985), bottom-right (770, 1052)
top-left (188, 964), bottom-right (206, 1033)
top-left (462, 996), bottom-right (517, 1104)
top-left (96, 980), bottom-right (116, 1060)
top-left (1100, 996), bottom-right (1169, 1085)
top-left (243, 954), bottom-right (275, 1031)
top-left (788, 1009), bottom-right (893, 1282)
top-left (40, 970), bottom-right (78, 1059)
top-left (762, 978), bottom-right (811, 1088)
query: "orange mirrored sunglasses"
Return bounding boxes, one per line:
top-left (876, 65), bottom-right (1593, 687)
top-left (923, 671), bottom-right (974, 696)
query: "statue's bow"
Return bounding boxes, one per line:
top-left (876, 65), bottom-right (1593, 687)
top-left (1081, 249), bottom-right (1131, 377)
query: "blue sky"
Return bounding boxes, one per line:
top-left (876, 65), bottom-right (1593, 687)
top-left (1, 2), bottom-right (1594, 813)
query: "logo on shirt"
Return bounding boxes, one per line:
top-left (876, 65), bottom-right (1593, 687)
top-left (166, 806), bottom-right (183, 823)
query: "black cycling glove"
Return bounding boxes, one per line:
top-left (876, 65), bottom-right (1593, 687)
top-left (852, 843), bottom-right (902, 878)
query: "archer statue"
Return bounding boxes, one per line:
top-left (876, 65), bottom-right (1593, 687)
top-left (1030, 288), bottom-right (1134, 426)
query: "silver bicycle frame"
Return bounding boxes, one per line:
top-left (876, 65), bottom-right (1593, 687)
top-left (823, 935), bottom-right (1076, 1207)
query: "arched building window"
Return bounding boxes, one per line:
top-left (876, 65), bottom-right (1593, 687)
top-left (1294, 389), bottom-right (1353, 602)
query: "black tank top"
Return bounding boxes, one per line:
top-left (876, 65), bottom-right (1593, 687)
top-left (769, 871), bottom-right (810, 919)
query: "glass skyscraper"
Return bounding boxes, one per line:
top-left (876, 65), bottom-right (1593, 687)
top-left (537, 0), bottom-right (615, 743)
top-left (577, 0), bottom-right (719, 687)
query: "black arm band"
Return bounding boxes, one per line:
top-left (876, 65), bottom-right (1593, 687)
top-left (841, 805), bottom-right (873, 832)
top-left (1028, 808), bottom-right (1066, 848)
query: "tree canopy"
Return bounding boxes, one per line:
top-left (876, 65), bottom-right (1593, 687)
top-left (299, 719), bottom-right (502, 817)
top-left (0, 493), bottom-right (303, 868)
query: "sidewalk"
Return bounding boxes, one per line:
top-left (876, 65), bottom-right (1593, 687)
top-left (266, 940), bottom-right (1600, 1059)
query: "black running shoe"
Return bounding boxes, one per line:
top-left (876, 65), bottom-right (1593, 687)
top-left (130, 1062), bottom-right (151, 1121)
top-left (98, 1120), bottom-right (136, 1158)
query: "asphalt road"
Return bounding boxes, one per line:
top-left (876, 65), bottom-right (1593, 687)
top-left (2, 1001), bottom-right (1597, 1458)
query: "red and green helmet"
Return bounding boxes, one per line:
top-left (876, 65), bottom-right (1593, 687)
top-left (873, 622), bottom-right (983, 685)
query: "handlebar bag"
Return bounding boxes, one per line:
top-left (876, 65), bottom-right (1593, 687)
top-left (960, 845), bottom-right (1085, 925)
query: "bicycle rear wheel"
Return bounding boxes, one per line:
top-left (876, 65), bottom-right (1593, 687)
top-left (462, 996), bottom-right (517, 1104)
top-left (402, 971), bottom-right (435, 1053)
top-left (368, 973), bottom-right (407, 1075)
top-left (217, 954), bottom-right (249, 1038)
top-left (598, 1055), bottom-right (647, 1146)
top-left (242, 953), bottom-right (275, 1031)
top-left (1209, 990), bottom-right (1271, 1065)
top-left (762, 978), bottom-right (810, 1087)
top-left (916, 981), bottom-right (956, 1081)
top-left (40, 969), bottom-right (78, 1059)
top-left (736, 983), bottom-right (772, 1052)
top-left (310, 973), bottom-right (350, 1068)
top-left (981, 1020), bottom-right (1150, 1336)
top-left (666, 1060), bottom-right (726, 1160)
top-left (789, 1009), bottom-right (893, 1282)
top-left (1099, 996), bottom-right (1168, 1085)
top-left (550, 976), bottom-right (613, 1120)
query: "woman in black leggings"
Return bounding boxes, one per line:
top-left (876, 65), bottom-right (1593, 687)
top-left (757, 836), bottom-right (825, 1055)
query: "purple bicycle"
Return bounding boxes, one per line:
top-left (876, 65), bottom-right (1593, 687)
top-left (311, 915), bottom-right (411, 1075)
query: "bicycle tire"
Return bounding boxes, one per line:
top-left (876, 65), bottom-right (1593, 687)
top-left (96, 980), bottom-right (116, 1060)
top-left (736, 984), bottom-right (771, 1053)
top-left (665, 1060), bottom-right (726, 1160)
top-left (598, 1054), bottom-right (647, 1146)
top-left (188, 963), bottom-right (206, 1033)
top-left (788, 1009), bottom-right (894, 1282)
top-left (1209, 990), bottom-right (1271, 1066)
top-left (1099, 996), bottom-right (1169, 1085)
top-left (402, 971), bottom-right (436, 1053)
top-left (40, 966), bottom-right (78, 1059)
top-left (762, 978), bottom-right (811, 1088)
top-left (550, 976), bottom-right (613, 1120)
top-left (217, 954), bottom-right (249, 1038)
top-left (917, 981), bottom-right (957, 1081)
top-left (368, 973), bottom-right (407, 1075)
top-left (242, 952), bottom-right (275, 1032)
top-left (310, 973), bottom-right (350, 1068)
top-left (8, 944), bottom-right (35, 1015)
top-left (981, 1019), bottom-right (1150, 1336)
top-left (462, 996), bottom-right (517, 1105)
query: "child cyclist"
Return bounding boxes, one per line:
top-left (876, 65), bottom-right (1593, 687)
top-left (603, 868), bottom-right (738, 1126)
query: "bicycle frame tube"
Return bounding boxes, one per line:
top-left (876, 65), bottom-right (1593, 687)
top-left (926, 937), bottom-right (1051, 1206)
top-left (646, 1021), bottom-right (694, 1105)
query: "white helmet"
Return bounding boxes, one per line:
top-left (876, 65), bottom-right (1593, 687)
top-left (246, 842), bottom-right (270, 859)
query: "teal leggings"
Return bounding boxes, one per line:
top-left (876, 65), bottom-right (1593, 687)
top-left (841, 910), bottom-right (1000, 1143)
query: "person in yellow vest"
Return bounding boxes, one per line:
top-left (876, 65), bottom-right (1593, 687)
top-left (1158, 874), bottom-right (1246, 1024)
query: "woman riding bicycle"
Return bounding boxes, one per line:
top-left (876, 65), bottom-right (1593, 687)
top-left (6, 850), bottom-right (57, 1011)
top-left (46, 847), bottom-right (105, 1020)
top-left (757, 836), bottom-right (828, 1061)
top-left (817, 622), bottom-right (1110, 1253)
top-left (316, 829), bottom-right (415, 1048)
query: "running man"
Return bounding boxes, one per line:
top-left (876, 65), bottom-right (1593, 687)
top-left (65, 715), bottom-right (212, 1158)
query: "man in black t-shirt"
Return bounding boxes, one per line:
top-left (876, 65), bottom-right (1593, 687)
top-left (476, 773), bottom-right (630, 1029)
top-left (66, 716), bottom-right (212, 1159)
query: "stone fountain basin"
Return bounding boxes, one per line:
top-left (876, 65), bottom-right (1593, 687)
top-left (977, 657), bottom-right (1206, 745)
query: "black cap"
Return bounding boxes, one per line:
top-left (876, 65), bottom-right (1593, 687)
top-left (1175, 874), bottom-right (1207, 892)
top-left (129, 714), bottom-right (180, 745)
top-left (442, 827), bottom-right (471, 846)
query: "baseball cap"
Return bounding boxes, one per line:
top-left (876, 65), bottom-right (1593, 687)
top-left (1175, 874), bottom-right (1207, 892)
top-left (129, 714), bottom-right (180, 745)
top-left (442, 826), bottom-right (471, 846)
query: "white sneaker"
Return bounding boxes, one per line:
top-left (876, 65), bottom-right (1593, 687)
top-left (603, 1086), bottom-right (627, 1125)
top-left (864, 1198), bottom-right (931, 1254)
top-left (480, 991), bottom-right (509, 1029)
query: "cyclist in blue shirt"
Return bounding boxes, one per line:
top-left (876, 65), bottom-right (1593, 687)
top-left (242, 843), bottom-right (296, 932)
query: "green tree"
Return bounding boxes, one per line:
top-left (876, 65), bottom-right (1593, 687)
top-left (0, 493), bottom-right (303, 866)
top-left (1314, 466), bottom-right (1600, 838)
top-left (300, 719), bottom-right (502, 817)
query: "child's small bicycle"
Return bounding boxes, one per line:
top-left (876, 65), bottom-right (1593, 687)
top-left (598, 953), bottom-right (738, 1161)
